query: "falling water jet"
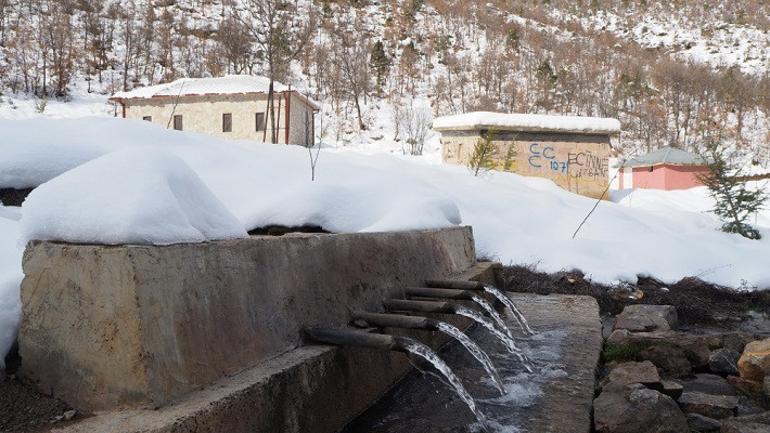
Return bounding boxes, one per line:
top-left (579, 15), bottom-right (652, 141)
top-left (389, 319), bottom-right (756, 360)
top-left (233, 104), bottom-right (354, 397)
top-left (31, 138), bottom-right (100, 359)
top-left (352, 311), bottom-right (505, 395)
top-left (482, 285), bottom-right (534, 335)
top-left (453, 305), bottom-right (533, 373)
top-left (384, 299), bottom-right (533, 372)
top-left (421, 280), bottom-right (534, 336)
top-left (404, 287), bottom-right (515, 339)
top-left (304, 327), bottom-right (488, 427)
top-left (470, 295), bottom-right (513, 339)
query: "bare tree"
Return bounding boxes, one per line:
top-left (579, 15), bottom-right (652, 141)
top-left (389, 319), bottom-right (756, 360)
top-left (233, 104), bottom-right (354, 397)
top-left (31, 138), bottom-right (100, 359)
top-left (333, 22), bottom-right (370, 131)
top-left (305, 109), bottom-right (321, 181)
top-left (401, 100), bottom-right (432, 156)
top-left (234, 0), bottom-right (314, 143)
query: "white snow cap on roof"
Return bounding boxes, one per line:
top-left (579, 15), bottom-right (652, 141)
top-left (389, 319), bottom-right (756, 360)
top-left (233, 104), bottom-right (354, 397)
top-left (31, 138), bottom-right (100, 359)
top-left (433, 111), bottom-right (621, 135)
top-left (112, 75), bottom-right (291, 100)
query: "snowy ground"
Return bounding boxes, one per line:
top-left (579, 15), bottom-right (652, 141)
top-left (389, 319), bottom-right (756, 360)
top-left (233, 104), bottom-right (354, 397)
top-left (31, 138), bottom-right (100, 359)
top-left (2, 115), bottom-right (770, 364)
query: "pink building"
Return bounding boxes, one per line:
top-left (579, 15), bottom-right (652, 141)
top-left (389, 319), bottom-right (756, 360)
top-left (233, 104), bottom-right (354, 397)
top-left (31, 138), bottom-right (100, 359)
top-left (618, 147), bottom-right (710, 191)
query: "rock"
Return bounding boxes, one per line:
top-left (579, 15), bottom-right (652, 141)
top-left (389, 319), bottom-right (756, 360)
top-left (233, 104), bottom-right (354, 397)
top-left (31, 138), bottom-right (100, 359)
top-left (678, 391), bottom-right (738, 419)
top-left (720, 332), bottom-right (756, 354)
top-left (709, 348), bottom-right (741, 376)
top-left (639, 344), bottom-right (692, 378)
top-left (603, 317), bottom-right (616, 340)
top-left (765, 376), bottom-right (770, 398)
top-left (614, 305), bottom-right (678, 332)
top-left (63, 409), bottom-right (77, 421)
top-left (720, 411), bottom-right (770, 433)
top-left (660, 379), bottom-right (683, 400)
top-left (682, 374), bottom-right (737, 397)
top-left (736, 395), bottom-right (767, 417)
top-left (686, 413), bottom-right (721, 432)
top-left (607, 329), bottom-right (632, 346)
top-left (738, 338), bottom-right (770, 383)
top-left (604, 330), bottom-right (711, 368)
top-left (727, 375), bottom-right (763, 396)
top-left (593, 383), bottom-right (689, 433)
top-left (605, 361), bottom-right (661, 388)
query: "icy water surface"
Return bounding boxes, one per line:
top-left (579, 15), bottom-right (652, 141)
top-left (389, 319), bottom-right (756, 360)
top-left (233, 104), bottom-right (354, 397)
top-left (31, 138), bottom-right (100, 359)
top-left (342, 312), bottom-right (568, 433)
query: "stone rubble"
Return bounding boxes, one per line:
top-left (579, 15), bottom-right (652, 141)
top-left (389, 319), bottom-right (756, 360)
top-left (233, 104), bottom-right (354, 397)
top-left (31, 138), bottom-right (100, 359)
top-left (594, 304), bottom-right (770, 433)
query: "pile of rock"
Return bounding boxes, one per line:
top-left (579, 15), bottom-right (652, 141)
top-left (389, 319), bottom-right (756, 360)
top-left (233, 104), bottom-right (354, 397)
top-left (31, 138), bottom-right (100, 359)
top-left (594, 304), bottom-right (770, 433)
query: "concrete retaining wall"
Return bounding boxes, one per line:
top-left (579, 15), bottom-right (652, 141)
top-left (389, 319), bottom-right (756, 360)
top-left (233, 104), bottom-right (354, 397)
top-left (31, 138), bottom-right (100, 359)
top-left (19, 227), bottom-right (476, 412)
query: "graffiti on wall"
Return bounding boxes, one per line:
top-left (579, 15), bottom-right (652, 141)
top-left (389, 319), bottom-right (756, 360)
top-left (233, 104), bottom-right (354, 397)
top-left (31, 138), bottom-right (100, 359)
top-left (567, 151), bottom-right (607, 179)
top-left (527, 143), bottom-right (569, 173)
top-left (527, 143), bottom-right (606, 179)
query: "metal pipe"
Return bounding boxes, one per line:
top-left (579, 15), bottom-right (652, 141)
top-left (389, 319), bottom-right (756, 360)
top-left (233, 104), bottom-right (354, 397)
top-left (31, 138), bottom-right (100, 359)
top-left (425, 279), bottom-right (484, 290)
top-left (304, 327), bottom-right (404, 352)
top-left (352, 311), bottom-right (440, 331)
top-left (383, 299), bottom-right (456, 314)
top-left (405, 287), bottom-right (477, 300)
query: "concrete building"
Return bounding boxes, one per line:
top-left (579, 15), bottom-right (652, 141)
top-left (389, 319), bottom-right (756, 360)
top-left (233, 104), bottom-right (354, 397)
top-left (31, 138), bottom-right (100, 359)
top-left (618, 146), bottom-right (709, 190)
top-left (109, 75), bottom-right (320, 145)
top-left (434, 112), bottom-right (621, 199)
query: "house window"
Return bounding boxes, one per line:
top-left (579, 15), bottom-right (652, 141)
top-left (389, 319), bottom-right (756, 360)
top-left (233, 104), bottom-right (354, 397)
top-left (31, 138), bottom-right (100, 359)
top-left (173, 115), bottom-right (183, 131)
top-left (142, 116), bottom-right (152, 122)
top-left (222, 113), bottom-right (232, 132)
top-left (255, 112), bottom-right (265, 132)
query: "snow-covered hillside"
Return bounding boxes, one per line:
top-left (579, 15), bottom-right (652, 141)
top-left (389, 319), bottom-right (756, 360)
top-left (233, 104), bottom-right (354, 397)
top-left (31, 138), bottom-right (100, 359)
top-left (1, 0), bottom-right (769, 163)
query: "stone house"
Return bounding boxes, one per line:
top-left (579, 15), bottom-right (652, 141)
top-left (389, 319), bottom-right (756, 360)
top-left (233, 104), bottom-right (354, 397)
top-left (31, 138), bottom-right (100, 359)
top-left (618, 146), bottom-right (709, 190)
top-left (433, 112), bottom-right (622, 199)
top-left (109, 75), bottom-right (320, 146)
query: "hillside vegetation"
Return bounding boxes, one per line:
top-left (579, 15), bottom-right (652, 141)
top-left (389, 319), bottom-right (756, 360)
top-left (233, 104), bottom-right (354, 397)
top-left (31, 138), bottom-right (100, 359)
top-left (0, 0), bottom-right (768, 160)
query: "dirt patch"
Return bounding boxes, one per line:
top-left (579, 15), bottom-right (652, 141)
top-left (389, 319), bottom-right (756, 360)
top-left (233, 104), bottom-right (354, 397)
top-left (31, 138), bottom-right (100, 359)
top-left (0, 376), bottom-right (75, 433)
top-left (247, 224), bottom-right (330, 236)
top-left (501, 265), bottom-right (770, 327)
top-left (0, 188), bottom-right (33, 207)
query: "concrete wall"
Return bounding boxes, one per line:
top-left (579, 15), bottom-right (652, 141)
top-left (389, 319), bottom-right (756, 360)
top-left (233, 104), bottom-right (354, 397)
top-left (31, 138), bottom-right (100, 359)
top-left (441, 131), bottom-right (611, 199)
top-left (121, 92), bottom-right (315, 145)
top-left (51, 261), bottom-right (501, 433)
top-left (632, 164), bottom-right (708, 190)
top-left (19, 227), bottom-right (476, 412)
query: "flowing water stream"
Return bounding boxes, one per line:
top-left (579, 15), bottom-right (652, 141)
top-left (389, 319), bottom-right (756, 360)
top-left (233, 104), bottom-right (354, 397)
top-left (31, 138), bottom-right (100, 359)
top-left (436, 321), bottom-right (504, 395)
top-left (454, 306), bottom-right (531, 373)
top-left (471, 295), bottom-right (513, 339)
top-left (483, 285), bottom-right (534, 335)
top-left (343, 313), bottom-right (568, 433)
top-left (400, 339), bottom-right (488, 427)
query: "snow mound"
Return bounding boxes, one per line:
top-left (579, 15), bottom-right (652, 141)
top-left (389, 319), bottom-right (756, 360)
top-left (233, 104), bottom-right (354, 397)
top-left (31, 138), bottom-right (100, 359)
top-left (433, 111), bottom-right (621, 135)
top-left (0, 117), bottom-right (207, 189)
top-left (0, 214), bottom-right (21, 369)
top-left (21, 148), bottom-right (248, 245)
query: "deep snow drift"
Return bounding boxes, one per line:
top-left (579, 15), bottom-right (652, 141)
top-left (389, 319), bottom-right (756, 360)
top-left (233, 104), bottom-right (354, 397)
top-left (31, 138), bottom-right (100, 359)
top-left (0, 208), bottom-right (21, 370)
top-left (21, 149), bottom-right (249, 245)
top-left (2, 117), bottom-right (770, 362)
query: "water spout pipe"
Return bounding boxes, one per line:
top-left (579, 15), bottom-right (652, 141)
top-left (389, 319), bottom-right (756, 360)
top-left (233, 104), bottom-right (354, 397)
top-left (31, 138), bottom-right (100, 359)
top-left (304, 327), bottom-right (409, 352)
top-left (425, 279), bottom-right (484, 290)
top-left (405, 287), bottom-right (479, 300)
top-left (352, 311), bottom-right (442, 331)
top-left (383, 299), bottom-right (457, 314)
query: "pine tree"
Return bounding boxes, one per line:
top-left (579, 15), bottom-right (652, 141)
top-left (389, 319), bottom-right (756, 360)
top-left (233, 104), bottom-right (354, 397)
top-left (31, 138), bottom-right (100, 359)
top-left (369, 40), bottom-right (390, 95)
top-left (468, 130), bottom-right (498, 176)
top-left (502, 144), bottom-right (517, 172)
top-left (698, 142), bottom-right (767, 240)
